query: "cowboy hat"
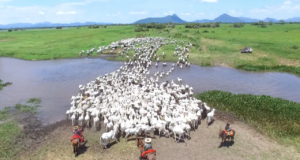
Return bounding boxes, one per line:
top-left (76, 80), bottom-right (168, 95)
top-left (73, 126), bottom-right (79, 130)
top-left (145, 138), bottom-right (152, 143)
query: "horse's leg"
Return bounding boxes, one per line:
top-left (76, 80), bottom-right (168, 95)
top-left (219, 132), bottom-right (225, 148)
top-left (76, 139), bottom-right (80, 155)
top-left (73, 144), bottom-right (76, 153)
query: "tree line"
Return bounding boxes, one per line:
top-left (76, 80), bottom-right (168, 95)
top-left (184, 22), bottom-right (220, 28)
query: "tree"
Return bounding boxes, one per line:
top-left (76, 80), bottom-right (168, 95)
top-left (268, 20), bottom-right (273, 25)
top-left (279, 20), bottom-right (285, 25)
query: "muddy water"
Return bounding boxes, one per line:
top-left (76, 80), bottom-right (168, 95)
top-left (0, 58), bottom-right (299, 123)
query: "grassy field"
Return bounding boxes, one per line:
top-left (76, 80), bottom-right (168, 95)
top-left (195, 91), bottom-right (300, 150)
top-left (0, 98), bottom-right (41, 159)
top-left (0, 24), bottom-right (300, 75)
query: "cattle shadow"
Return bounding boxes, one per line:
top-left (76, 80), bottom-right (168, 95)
top-left (106, 141), bottom-right (118, 148)
top-left (207, 119), bottom-right (215, 128)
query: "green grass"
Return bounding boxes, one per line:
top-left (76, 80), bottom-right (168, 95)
top-left (0, 98), bottom-right (42, 159)
top-left (15, 98), bottom-right (41, 114)
top-left (0, 107), bottom-right (22, 159)
top-left (0, 120), bottom-right (23, 159)
top-left (235, 64), bottom-right (300, 75)
top-left (195, 91), bottom-right (300, 150)
top-left (1, 24), bottom-right (300, 76)
top-left (0, 79), bottom-right (12, 91)
top-left (0, 107), bottom-right (10, 121)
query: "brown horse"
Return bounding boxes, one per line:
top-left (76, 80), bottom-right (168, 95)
top-left (71, 138), bottom-right (80, 156)
top-left (218, 129), bottom-right (235, 148)
top-left (137, 138), bottom-right (156, 160)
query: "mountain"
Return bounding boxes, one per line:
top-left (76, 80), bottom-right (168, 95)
top-left (263, 18), bottom-right (279, 22)
top-left (213, 14), bottom-right (244, 23)
top-left (133, 14), bottom-right (186, 24)
top-left (192, 19), bottom-right (213, 23)
top-left (0, 22), bottom-right (113, 29)
top-left (285, 17), bottom-right (300, 22)
top-left (2, 14), bottom-right (300, 29)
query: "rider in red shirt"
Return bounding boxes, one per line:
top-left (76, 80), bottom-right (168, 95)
top-left (73, 126), bottom-right (84, 142)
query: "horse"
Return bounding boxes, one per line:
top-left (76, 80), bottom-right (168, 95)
top-left (137, 138), bottom-right (157, 160)
top-left (218, 129), bottom-right (235, 148)
top-left (71, 138), bottom-right (80, 156)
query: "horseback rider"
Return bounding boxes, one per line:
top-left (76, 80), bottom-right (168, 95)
top-left (73, 126), bottom-right (84, 142)
top-left (225, 123), bottom-right (231, 134)
top-left (141, 138), bottom-right (153, 155)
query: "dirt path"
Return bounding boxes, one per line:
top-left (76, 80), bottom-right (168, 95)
top-left (18, 115), bottom-right (300, 160)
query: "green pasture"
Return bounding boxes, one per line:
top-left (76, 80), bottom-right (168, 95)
top-left (0, 24), bottom-right (300, 76)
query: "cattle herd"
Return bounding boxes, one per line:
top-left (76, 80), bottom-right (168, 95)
top-left (66, 37), bottom-right (216, 148)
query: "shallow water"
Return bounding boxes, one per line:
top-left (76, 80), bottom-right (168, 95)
top-left (1, 58), bottom-right (299, 123)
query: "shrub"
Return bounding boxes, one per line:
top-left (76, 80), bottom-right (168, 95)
top-left (203, 30), bottom-right (209, 33)
top-left (292, 45), bottom-right (298, 49)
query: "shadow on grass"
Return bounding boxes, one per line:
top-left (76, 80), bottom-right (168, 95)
top-left (76, 140), bottom-right (89, 157)
top-left (218, 141), bottom-right (235, 148)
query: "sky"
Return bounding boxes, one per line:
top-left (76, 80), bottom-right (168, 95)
top-left (0, 0), bottom-right (300, 24)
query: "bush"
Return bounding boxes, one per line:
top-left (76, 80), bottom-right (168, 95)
top-left (202, 30), bottom-right (209, 33)
top-left (56, 27), bottom-right (62, 29)
top-left (8, 29), bottom-right (12, 32)
top-left (260, 25), bottom-right (267, 28)
top-left (292, 45), bottom-right (298, 49)
top-left (134, 27), bottom-right (149, 32)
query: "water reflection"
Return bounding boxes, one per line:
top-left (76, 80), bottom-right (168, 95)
top-left (0, 58), bottom-right (299, 123)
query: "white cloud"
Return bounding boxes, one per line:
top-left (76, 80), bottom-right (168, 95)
top-left (180, 12), bottom-right (191, 16)
top-left (38, 12), bottom-right (44, 15)
top-left (284, 0), bottom-right (300, 4)
top-left (200, 0), bottom-right (218, 3)
top-left (129, 11), bottom-right (148, 15)
top-left (0, 5), bottom-right (4, 8)
top-left (229, 10), bottom-right (243, 16)
top-left (163, 11), bottom-right (174, 15)
top-left (249, 0), bottom-right (300, 19)
top-left (56, 11), bottom-right (77, 15)
top-left (189, 5), bottom-right (193, 8)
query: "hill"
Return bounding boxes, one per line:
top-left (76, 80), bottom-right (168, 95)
top-left (133, 14), bottom-right (186, 24)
